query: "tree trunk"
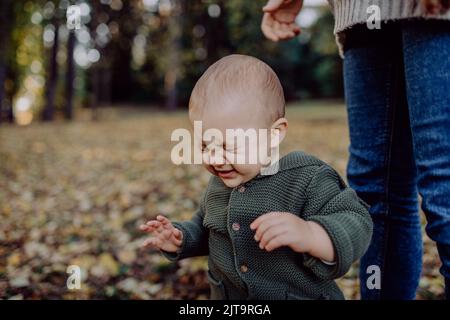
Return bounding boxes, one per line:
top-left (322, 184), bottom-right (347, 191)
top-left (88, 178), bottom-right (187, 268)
top-left (91, 68), bottom-right (99, 121)
top-left (101, 66), bottom-right (111, 106)
top-left (42, 21), bottom-right (59, 121)
top-left (109, 1), bottom-right (133, 103)
top-left (64, 30), bottom-right (75, 120)
top-left (0, 0), bottom-right (14, 124)
top-left (0, 63), bottom-right (5, 124)
top-left (164, 0), bottom-right (183, 111)
top-left (206, 0), bottom-right (227, 66)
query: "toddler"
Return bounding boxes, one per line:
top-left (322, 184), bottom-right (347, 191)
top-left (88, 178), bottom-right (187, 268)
top-left (140, 54), bottom-right (373, 300)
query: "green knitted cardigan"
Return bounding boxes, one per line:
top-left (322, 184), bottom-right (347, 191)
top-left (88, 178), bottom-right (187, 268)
top-left (162, 151), bottom-right (373, 300)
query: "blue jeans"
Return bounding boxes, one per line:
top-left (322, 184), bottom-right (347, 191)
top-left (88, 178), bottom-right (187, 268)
top-left (343, 20), bottom-right (450, 300)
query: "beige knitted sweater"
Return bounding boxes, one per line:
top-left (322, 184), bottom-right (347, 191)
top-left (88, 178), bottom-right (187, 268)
top-left (327, 0), bottom-right (450, 55)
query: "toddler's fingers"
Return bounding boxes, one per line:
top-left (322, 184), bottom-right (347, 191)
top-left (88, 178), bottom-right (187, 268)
top-left (250, 211), bottom-right (280, 230)
top-left (141, 238), bottom-right (153, 248)
top-left (254, 217), bottom-right (283, 241)
top-left (146, 220), bottom-right (160, 227)
top-left (264, 234), bottom-right (288, 252)
top-left (172, 236), bottom-right (182, 247)
top-left (156, 215), bottom-right (173, 228)
top-left (173, 228), bottom-right (182, 240)
top-left (147, 220), bottom-right (163, 231)
top-left (258, 225), bottom-right (286, 249)
top-left (141, 221), bottom-right (160, 233)
top-left (161, 228), bottom-right (175, 240)
top-left (140, 222), bottom-right (157, 232)
top-left (141, 237), bottom-right (161, 248)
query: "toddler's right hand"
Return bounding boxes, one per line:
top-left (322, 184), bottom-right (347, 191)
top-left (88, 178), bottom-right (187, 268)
top-left (139, 215), bottom-right (183, 252)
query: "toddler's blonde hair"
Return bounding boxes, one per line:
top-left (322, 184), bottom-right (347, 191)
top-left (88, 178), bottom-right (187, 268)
top-left (189, 54), bottom-right (285, 125)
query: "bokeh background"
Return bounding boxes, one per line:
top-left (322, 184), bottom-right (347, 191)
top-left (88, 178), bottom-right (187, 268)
top-left (0, 0), bottom-right (444, 299)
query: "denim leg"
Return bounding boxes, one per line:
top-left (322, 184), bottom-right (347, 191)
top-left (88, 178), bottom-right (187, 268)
top-left (343, 24), bottom-right (422, 300)
top-left (402, 20), bottom-right (450, 299)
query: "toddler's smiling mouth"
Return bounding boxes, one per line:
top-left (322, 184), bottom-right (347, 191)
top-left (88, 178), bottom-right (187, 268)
top-left (216, 169), bottom-right (236, 179)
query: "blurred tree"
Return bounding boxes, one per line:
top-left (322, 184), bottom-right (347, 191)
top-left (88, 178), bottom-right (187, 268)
top-left (2, 1), bottom-right (343, 125)
top-left (164, 0), bottom-right (183, 110)
top-left (64, 30), bottom-right (75, 120)
top-left (107, 0), bottom-right (135, 103)
top-left (84, 0), bottom-right (144, 109)
top-left (42, 3), bottom-right (61, 121)
top-left (0, 0), bottom-right (14, 124)
top-left (309, 9), bottom-right (343, 98)
top-left (86, 0), bottom-right (103, 120)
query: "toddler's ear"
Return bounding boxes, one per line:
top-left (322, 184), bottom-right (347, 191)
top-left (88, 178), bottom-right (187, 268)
top-left (270, 118), bottom-right (288, 148)
top-left (270, 128), bottom-right (281, 148)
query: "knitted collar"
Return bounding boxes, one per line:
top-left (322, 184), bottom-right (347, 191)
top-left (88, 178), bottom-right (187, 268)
top-left (253, 151), bottom-right (322, 180)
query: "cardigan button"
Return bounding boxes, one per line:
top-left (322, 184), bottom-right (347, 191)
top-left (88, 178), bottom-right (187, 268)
top-left (232, 222), bottom-right (240, 231)
top-left (238, 186), bottom-right (246, 193)
top-left (240, 264), bottom-right (248, 273)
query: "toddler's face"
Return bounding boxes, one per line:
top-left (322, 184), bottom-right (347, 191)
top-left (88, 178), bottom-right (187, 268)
top-left (191, 101), bottom-right (286, 188)
top-left (200, 135), bottom-right (265, 188)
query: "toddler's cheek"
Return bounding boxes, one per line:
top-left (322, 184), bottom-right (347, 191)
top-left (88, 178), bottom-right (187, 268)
top-left (203, 164), bottom-right (217, 176)
top-left (234, 164), bottom-right (261, 181)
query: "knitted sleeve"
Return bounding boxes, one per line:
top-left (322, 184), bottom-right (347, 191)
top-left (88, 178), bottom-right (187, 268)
top-left (160, 189), bottom-right (209, 261)
top-left (301, 164), bottom-right (373, 280)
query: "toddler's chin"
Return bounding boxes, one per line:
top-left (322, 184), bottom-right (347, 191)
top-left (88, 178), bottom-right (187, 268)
top-left (218, 174), bottom-right (246, 188)
top-left (220, 174), bottom-right (255, 188)
top-left (221, 178), bottom-right (241, 188)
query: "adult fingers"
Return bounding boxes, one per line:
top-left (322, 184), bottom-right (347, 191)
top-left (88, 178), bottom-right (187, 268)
top-left (275, 21), bottom-right (297, 40)
top-left (262, 0), bottom-right (286, 12)
top-left (289, 22), bottom-right (301, 34)
top-left (272, 21), bottom-right (287, 39)
top-left (261, 13), bottom-right (279, 42)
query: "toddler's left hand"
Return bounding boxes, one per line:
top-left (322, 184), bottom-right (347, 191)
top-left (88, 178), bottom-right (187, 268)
top-left (250, 211), bottom-right (313, 253)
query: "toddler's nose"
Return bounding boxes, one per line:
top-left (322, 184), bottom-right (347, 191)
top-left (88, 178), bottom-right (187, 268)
top-left (203, 147), bottom-right (226, 165)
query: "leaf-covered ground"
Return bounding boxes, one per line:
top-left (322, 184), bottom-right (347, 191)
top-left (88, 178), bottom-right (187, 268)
top-left (0, 102), bottom-right (444, 299)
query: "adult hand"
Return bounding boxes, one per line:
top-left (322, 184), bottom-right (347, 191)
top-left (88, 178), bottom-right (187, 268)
top-left (261, 0), bottom-right (303, 42)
